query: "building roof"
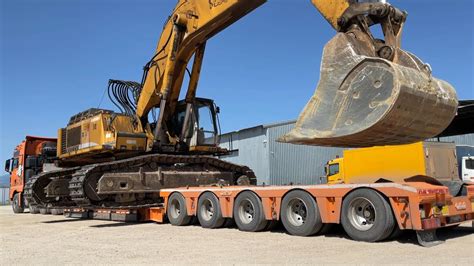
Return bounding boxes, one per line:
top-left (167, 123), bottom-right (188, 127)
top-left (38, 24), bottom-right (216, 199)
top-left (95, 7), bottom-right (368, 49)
top-left (437, 100), bottom-right (474, 137)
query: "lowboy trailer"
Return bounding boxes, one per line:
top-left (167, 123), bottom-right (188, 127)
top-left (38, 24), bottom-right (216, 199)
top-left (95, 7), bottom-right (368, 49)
top-left (65, 181), bottom-right (474, 247)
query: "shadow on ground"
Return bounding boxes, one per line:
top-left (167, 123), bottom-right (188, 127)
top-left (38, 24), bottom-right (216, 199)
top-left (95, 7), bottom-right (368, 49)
top-left (41, 215), bottom-right (474, 245)
top-left (42, 219), bottom-right (87, 224)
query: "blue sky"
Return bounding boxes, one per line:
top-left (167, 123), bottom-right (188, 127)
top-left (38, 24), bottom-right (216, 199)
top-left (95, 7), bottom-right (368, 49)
top-left (1, 0), bottom-right (473, 171)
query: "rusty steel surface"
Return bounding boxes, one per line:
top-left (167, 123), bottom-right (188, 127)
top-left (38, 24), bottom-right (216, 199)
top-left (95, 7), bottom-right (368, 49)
top-left (280, 31), bottom-right (457, 147)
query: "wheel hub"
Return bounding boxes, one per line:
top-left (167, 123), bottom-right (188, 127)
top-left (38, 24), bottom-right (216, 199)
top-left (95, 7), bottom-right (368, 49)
top-left (348, 197), bottom-right (376, 231)
top-left (287, 198), bottom-right (308, 227)
top-left (238, 199), bottom-right (255, 224)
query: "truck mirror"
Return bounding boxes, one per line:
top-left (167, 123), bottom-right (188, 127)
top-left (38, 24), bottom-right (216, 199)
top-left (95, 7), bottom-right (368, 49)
top-left (4, 159), bottom-right (11, 173)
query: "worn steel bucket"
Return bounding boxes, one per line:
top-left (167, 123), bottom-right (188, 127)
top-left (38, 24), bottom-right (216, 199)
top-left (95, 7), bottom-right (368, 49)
top-left (279, 33), bottom-right (458, 147)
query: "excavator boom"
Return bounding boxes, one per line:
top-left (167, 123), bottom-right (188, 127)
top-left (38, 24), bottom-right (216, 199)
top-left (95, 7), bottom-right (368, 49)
top-left (136, 0), bottom-right (265, 143)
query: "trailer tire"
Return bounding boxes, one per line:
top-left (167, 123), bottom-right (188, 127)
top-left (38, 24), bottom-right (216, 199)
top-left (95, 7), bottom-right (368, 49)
top-left (281, 190), bottom-right (323, 236)
top-left (341, 189), bottom-right (395, 242)
top-left (233, 191), bottom-right (268, 232)
top-left (39, 208), bottom-right (51, 215)
top-left (50, 208), bottom-right (64, 215)
top-left (12, 193), bottom-right (25, 214)
top-left (197, 192), bottom-right (226, 229)
top-left (388, 225), bottom-right (403, 240)
top-left (29, 204), bottom-right (40, 214)
top-left (167, 193), bottom-right (191, 226)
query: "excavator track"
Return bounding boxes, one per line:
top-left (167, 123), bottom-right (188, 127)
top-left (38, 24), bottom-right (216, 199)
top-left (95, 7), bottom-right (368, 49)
top-left (68, 154), bottom-right (256, 208)
top-left (24, 167), bottom-right (80, 208)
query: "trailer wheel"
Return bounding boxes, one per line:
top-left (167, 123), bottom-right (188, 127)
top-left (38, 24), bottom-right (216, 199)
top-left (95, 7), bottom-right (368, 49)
top-left (167, 193), bottom-right (191, 226)
top-left (39, 207), bottom-right (51, 215)
top-left (281, 190), bottom-right (323, 236)
top-left (341, 189), bottom-right (395, 242)
top-left (12, 193), bottom-right (24, 214)
top-left (29, 204), bottom-right (40, 214)
top-left (233, 191), bottom-right (268, 232)
top-left (50, 208), bottom-right (64, 215)
top-left (197, 192), bottom-right (226, 229)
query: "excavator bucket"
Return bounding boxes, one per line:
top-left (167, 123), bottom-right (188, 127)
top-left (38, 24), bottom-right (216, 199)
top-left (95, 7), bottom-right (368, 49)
top-left (279, 32), bottom-right (458, 147)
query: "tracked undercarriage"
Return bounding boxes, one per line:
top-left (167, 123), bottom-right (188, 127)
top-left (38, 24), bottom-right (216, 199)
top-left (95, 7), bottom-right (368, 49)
top-left (24, 154), bottom-right (255, 209)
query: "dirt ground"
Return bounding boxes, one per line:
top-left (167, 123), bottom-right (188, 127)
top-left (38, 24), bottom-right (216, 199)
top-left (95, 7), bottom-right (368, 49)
top-left (0, 206), bottom-right (473, 264)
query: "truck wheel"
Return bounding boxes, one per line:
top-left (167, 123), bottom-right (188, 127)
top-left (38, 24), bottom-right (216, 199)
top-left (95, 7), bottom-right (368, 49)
top-left (197, 192), bottom-right (225, 229)
top-left (12, 194), bottom-right (25, 214)
top-left (281, 190), bottom-right (323, 236)
top-left (167, 193), bottom-right (191, 226)
top-left (341, 189), bottom-right (395, 242)
top-left (50, 208), bottom-right (64, 215)
top-left (29, 204), bottom-right (40, 214)
top-left (233, 191), bottom-right (268, 232)
top-left (39, 208), bottom-right (51, 215)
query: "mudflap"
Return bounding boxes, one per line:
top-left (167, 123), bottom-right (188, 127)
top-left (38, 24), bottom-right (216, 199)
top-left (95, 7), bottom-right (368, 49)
top-left (416, 230), bottom-right (444, 247)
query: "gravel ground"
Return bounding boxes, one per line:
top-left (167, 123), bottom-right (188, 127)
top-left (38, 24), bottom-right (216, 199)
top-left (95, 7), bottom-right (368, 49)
top-left (0, 205), bottom-right (473, 264)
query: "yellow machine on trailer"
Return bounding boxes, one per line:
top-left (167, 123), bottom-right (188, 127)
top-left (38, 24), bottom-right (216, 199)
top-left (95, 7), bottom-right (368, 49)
top-left (24, 0), bottom-right (458, 218)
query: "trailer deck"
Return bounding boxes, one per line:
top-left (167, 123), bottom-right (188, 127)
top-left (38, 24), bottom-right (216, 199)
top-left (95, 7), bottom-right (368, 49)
top-left (63, 181), bottom-right (474, 247)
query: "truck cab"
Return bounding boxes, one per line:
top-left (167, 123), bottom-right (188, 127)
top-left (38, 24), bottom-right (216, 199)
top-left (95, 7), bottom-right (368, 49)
top-left (460, 156), bottom-right (474, 181)
top-left (456, 145), bottom-right (474, 182)
top-left (325, 142), bottom-right (474, 189)
top-left (4, 136), bottom-right (57, 213)
top-left (326, 157), bottom-right (344, 184)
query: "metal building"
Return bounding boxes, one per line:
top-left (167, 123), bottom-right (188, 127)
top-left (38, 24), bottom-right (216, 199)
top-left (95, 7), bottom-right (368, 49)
top-left (219, 120), bottom-right (474, 185)
top-left (0, 186), bottom-right (9, 206)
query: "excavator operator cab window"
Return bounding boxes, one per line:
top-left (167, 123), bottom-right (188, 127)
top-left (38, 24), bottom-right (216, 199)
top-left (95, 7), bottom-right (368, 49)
top-left (173, 98), bottom-right (220, 148)
top-left (196, 104), bottom-right (218, 145)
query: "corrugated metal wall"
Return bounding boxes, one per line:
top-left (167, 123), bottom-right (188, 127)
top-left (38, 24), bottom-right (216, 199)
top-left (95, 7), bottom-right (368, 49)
top-left (219, 122), bottom-right (344, 185)
top-left (219, 126), bottom-right (270, 184)
top-left (267, 123), bottom-right (344, 185)
top-left (0, 186), bottom-right (9, 206)
top-left (428, 134), bottom-right (474, 146)
top-left (219, 121), bottom-right (474, 186)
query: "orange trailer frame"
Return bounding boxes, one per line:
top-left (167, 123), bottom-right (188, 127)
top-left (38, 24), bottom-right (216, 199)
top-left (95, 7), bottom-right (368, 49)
top-left (159, 182), bottom-right (474, 231)
top-left (64, 182), bottom-right (474, 246)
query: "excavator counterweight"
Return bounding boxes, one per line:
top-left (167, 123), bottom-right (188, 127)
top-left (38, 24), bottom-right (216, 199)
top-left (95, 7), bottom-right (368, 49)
top-left (280, 2), bottom-right (458, 147)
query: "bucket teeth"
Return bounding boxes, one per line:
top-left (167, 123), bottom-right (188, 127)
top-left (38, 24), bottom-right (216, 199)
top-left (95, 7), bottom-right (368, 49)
top-left (279, 33), bottom-right (458, 147)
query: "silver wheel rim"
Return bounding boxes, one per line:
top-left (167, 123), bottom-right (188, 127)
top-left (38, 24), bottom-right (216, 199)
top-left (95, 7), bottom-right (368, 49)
top-left (286, 198), bottom-right (308, 227)
top-left (348, 197), bottom-right (376, 231)
top-left (238, 199), bottom-right (255, 224)
top-left (169, 198), bottom-right (182, 219)
top-left (200, 198), bottom-right (214, 221)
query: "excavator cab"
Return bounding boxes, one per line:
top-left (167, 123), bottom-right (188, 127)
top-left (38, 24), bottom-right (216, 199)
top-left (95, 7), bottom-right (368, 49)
top-left (172, 98), bottom-right (224, 154)
top-left (280, 1), bottom-right (458, 147)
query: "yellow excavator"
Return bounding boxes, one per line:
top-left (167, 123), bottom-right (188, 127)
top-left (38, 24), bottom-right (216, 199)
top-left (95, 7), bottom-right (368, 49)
top-left (23, 0), bottom-right (457, 212)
